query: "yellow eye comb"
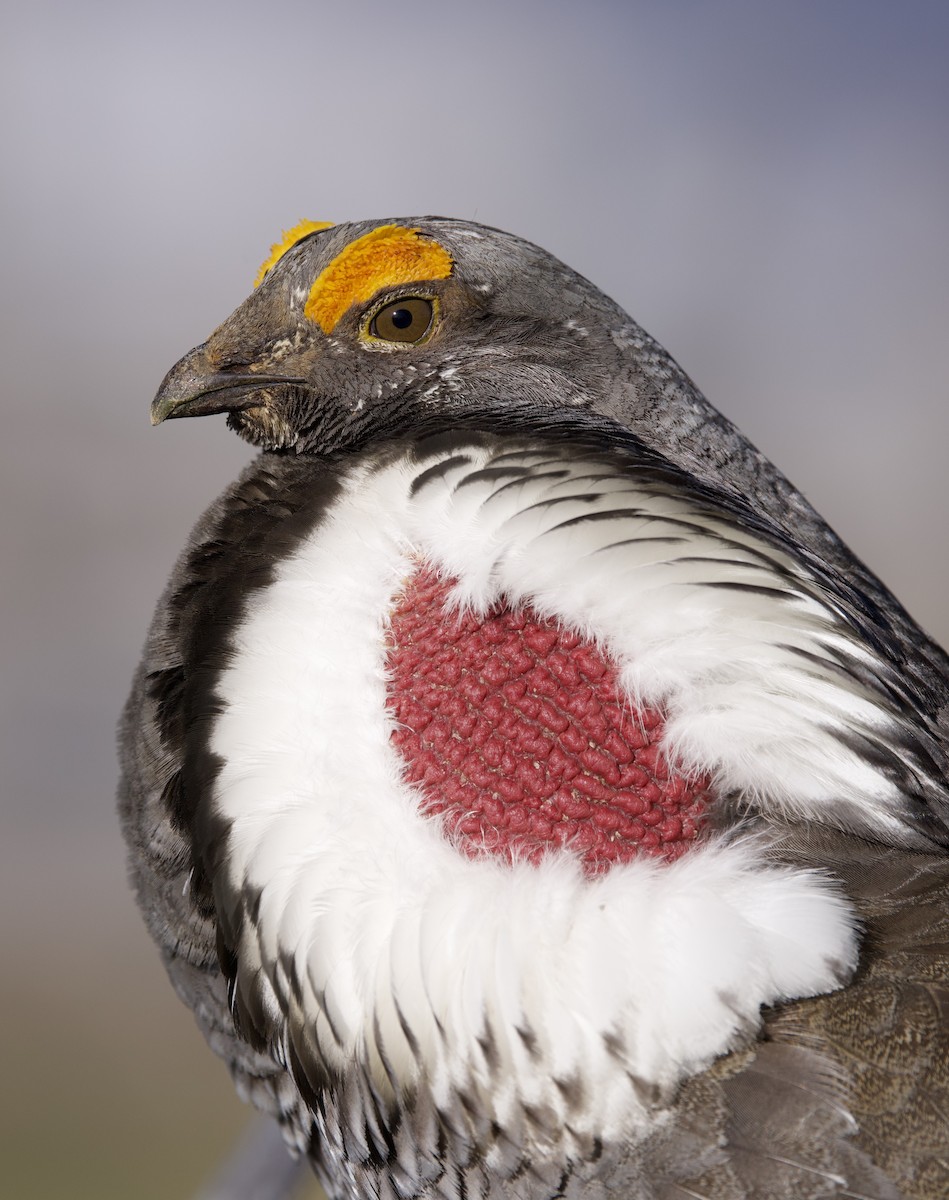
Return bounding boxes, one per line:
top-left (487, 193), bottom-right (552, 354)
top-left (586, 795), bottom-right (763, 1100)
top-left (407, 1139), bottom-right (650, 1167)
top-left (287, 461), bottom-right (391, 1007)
top-left (304, 225), bottom-right (453, 333)
top-left (254, 219), bottom-right (335, 287)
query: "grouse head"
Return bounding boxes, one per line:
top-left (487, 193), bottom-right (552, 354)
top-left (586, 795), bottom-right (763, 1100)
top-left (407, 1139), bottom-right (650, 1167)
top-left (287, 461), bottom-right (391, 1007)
top-left (153, 217), bottom-right (706, 463)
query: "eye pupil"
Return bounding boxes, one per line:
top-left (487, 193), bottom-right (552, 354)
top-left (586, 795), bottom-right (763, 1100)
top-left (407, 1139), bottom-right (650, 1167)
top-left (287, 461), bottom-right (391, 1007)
top-left (390, 307), bottom-right (414, 330)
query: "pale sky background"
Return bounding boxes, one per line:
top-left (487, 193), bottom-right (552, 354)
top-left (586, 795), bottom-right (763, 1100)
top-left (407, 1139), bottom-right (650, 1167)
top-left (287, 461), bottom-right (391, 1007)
top-left (2, 2), bottom-right (948, 1198)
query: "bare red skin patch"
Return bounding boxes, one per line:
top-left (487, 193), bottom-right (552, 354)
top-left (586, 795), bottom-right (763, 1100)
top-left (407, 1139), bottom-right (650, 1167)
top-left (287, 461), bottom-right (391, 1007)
top-left (386, 566), bottom-right (710, 872)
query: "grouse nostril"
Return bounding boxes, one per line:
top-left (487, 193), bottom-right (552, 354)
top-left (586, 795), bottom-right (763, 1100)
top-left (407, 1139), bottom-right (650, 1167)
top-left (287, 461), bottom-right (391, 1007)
top-left (205, 344), bottom-right (250, 373)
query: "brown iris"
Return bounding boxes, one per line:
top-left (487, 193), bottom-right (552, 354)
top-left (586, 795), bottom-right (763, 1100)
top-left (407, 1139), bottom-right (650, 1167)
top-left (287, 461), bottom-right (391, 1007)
top-left (369, 297), bottom-right (435, 343)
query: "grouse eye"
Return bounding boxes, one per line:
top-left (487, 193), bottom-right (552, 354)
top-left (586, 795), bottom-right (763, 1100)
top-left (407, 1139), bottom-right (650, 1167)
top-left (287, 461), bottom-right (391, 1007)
top-left (369, 297), bottom-right (435, 344)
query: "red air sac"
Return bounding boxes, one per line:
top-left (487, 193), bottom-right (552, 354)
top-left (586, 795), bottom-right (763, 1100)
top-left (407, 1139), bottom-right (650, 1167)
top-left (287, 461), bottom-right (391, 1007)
top-left (386, 566), bottom-right (710, 872)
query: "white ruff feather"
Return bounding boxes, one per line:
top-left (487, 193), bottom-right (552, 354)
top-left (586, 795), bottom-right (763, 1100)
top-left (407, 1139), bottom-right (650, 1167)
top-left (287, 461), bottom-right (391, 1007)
top-left (208, 441), bottom-right (897, 1144)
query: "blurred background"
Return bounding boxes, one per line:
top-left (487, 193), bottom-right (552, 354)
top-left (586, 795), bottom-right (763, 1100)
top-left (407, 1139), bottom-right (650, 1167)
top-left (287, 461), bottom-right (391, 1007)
top-left (2, 1), bottom-right (948, 1197)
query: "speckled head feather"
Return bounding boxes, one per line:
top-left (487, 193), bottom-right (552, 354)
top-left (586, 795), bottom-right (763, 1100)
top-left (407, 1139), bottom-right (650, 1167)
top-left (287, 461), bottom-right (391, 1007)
top-left (125, 217), bottom-right (949, 1200)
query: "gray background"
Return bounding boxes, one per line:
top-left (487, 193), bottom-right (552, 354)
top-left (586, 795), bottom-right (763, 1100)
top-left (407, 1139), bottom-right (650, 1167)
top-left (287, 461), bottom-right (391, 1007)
top-left (3, 2), bottom-right (948, 1197)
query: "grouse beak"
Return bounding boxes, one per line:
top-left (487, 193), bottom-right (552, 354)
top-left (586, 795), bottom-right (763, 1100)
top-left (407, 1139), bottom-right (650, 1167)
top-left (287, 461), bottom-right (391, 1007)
top-left (151, 342), bottom-right (306, 425)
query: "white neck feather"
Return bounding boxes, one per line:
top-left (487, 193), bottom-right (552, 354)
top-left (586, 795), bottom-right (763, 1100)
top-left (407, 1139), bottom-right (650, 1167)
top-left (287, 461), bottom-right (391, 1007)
top-left (207, 440), bottom-right (900, 1144)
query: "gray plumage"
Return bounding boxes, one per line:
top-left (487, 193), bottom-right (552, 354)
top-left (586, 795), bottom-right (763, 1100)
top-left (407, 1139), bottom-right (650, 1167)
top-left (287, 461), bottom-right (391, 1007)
top-left (120, 218), bottom-right (949, 1199)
